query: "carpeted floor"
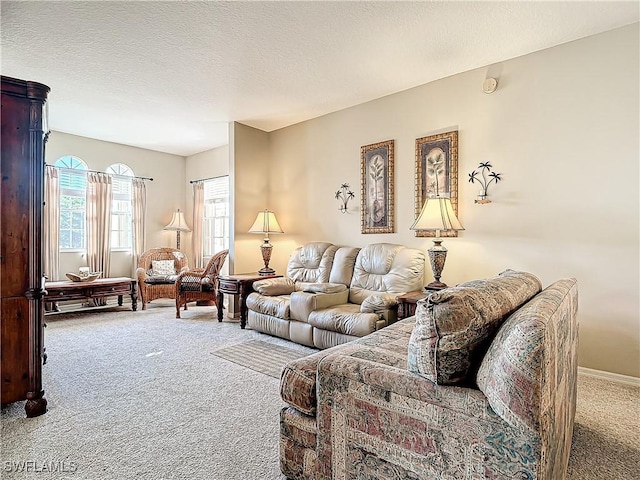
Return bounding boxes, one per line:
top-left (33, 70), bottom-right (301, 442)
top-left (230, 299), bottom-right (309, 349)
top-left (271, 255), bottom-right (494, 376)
top-left (1, 302), bottom-right (639, 479)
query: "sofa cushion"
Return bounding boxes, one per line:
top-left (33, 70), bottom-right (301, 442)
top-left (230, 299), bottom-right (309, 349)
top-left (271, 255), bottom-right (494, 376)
top-left (246, 293), bottom-right (291, 319)
top-left (349, 244), bottom-right (425, 304)
top-left (407, 270), bottom-right (542, 385)
top-left (286, 242), bottom-right (337, 284)
top-left (151, 259), bottom-right (176, 276)
top-left (281, 318), bottom-right (415, 416)
top-left (477, 278), bottom-right (578, 433)
top-left (253, 277), bottom-right (295, 296)
top-left (308, 304), bottom-right (380, 337)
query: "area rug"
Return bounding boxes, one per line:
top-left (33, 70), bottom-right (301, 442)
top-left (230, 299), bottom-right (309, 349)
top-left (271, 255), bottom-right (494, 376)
top-left (211, 339), bottom-right (308, 378)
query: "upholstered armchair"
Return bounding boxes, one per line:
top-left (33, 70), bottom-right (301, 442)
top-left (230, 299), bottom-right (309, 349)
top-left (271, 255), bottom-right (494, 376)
top-left (175, 249), bottom-right (229, 318)
top-left (135, 248), bottom-right (189, 310)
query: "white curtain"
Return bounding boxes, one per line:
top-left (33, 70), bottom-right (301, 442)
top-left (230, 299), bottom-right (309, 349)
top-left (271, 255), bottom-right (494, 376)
top-left (86, 173), bottom-right (112, 284)
top-left (192, 182), bottom-right (205, 268)
top-left (131, 178), bottom-right (147, 276)
top-left (44, 165), bottom-right (60, 281)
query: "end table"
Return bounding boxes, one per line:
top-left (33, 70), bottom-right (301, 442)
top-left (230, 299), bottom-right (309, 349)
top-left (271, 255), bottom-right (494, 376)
top-left (217, 273), bottom-right (282, 328)
top-left (396, 291), bottom-right (428, 320)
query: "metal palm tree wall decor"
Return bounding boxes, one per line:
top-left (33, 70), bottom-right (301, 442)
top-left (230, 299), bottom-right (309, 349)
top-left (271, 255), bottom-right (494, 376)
top-left (468, 162), bottom-right (502, 204)
top-left (335, 183), bottom-right (355, 213)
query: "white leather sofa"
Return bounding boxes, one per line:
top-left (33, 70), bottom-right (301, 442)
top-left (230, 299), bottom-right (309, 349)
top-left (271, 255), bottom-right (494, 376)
top-left (246, 242), bottom-right (425, 349)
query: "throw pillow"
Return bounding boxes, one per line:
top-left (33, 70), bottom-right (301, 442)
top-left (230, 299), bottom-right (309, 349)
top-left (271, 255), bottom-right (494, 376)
top-left (407, 270), bottom-right (542, 385)
top-left (151, 259), bottom-right (176, 276)
top-left (253, 277), bottom-right (295, 296)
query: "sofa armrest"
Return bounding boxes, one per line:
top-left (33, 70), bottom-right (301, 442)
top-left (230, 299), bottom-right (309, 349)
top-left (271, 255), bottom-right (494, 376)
top-left (359, 292), bottom-right (398, 312)
top-left (315, 353), bottom-right (541, 480)
top-left (289, 290), bottom-right (350, 322)
top-left (252, 277), bottom-right (296, 296)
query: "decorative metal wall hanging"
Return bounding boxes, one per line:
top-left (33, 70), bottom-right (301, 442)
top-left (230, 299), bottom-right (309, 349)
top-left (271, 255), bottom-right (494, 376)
top-left (468, 162), bottom-right (502, 204)
top-left (335, 183), bottom-right (355, 213)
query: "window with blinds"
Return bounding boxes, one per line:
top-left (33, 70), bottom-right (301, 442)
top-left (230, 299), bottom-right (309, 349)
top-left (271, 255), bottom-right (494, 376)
top-left (55, 156), bottom-right (87, 250)
top-left (106, 163), bottom-right (134, 250)
top-left (203, 176), bottom-right (230, 256)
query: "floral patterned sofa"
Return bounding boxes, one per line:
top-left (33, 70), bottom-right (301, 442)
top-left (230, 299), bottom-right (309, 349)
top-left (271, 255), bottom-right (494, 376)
top-left (279, 270), bottom-right (579, 480)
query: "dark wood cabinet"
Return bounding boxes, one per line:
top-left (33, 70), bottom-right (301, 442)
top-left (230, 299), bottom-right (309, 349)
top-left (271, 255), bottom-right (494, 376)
top-left (1, 76), bottom-right (50, 417)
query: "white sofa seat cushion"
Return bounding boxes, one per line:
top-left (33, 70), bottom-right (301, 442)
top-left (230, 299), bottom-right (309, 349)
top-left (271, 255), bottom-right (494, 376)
top-left (246, 293), bottom-right (291, 319)
top-left (308, 304), bottom-right (380, 337)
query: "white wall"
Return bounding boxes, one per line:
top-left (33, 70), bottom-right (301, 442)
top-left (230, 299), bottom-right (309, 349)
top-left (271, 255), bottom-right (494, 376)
top-left (258, 24), bottom-right (639, 377)
top-left (230, 122), bottom-right (271, 274)
top-left (46, 132), bottom-right (186, 278)
top-left (184, 143), bottom-right (230, 269)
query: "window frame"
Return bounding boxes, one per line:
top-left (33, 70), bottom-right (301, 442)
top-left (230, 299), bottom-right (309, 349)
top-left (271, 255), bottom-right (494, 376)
top-left (55, 156), bottom-right (88, 252)
top-left (202, 176), bottom-right (230, 258)
top-left (106, 163), bottom-right (135, 252)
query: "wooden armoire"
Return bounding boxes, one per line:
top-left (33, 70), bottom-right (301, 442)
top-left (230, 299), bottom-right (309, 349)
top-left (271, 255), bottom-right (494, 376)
top-left (1, 76), bottom-right (50, 417)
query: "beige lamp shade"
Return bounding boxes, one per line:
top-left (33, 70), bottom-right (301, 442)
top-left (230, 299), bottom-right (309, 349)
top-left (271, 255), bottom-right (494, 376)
top-left (163, 210), bottom-right (191, 232)
top-left (410, 196), bottom-right (463, 291)
top-left (248, 210), bottom-right (284, 235)
top-left (249, 210), bottom-right (283, 276)
top-left (410, 197), bottom-right (464, 235)
top-left (164, 209), bottom-right (190, 250)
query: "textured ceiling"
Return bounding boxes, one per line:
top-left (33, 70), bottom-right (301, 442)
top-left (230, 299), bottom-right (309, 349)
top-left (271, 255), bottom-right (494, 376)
top-left (1, 1), bottom-right (638, 156)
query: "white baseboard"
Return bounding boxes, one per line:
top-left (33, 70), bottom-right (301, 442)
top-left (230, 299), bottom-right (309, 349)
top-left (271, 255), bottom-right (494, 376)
top-left (578, 367), bottom-right (640, 387)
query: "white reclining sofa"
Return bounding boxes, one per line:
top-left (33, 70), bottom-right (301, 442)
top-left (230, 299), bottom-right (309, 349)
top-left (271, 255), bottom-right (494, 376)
top-left (246, 242), bottom-right (425, 349)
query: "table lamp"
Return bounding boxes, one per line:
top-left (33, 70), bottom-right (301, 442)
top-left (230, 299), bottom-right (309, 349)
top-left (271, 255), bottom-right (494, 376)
top-left (248, 210), bottom-right (283, 275)
top-left (410, 197), bottom-right (464, 290)
top-left (163, 209), bottom-right (191, 250)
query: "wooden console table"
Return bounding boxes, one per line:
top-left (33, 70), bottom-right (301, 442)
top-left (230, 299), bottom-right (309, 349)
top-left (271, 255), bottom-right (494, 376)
top-left (217, 273), bottom-right (281, 329)
top-left (45, 277), bottom-right (137, 311)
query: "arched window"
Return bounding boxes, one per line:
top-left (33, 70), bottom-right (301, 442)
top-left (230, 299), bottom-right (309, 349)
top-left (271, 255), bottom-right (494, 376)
top-left (55, 156), bottom-right (88, 250)
top-left (106, 163), bottom-right (134, 250)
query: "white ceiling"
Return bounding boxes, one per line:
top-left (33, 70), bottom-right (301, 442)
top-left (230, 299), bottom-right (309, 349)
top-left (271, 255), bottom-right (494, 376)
top-left (1, 1), bottom-right (638, 157)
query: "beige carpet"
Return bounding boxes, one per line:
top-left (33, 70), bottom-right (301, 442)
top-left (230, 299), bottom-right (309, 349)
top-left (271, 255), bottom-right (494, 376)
top-left (1, 302), bottom-right (638, 479)
top-left (211, 340), bottom-right (308, 378)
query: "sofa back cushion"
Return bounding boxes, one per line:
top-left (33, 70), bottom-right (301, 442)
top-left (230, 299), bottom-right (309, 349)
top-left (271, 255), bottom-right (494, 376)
top-left (407, 270), bottom-right (542, 385)
top-left (328, 247), bottom-right (360, 286)
top-left (287, 242), bottom-right (338, 283)
top-left (349, 243), bottom-right (425, 304)
top-left (476, 279), bottom-right (578, 439)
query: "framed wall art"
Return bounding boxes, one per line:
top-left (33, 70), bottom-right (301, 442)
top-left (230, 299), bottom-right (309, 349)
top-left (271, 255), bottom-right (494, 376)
top-left (361, 139), bottom-right (394, 234)
top-left (414, 130), bottom-right (459, 237)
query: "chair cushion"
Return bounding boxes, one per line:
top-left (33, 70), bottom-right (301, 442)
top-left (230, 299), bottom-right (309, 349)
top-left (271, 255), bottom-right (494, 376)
top-left (151, 259), bottom-right (176, 276)
top-left (179, 277), bottom-right (214, 292)
top-left (407, 270), bottom-right (542, 385)
top-left (144, 274), bottom-right (179, 285)
top-left (308, 304), bottom-right (380, 337)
